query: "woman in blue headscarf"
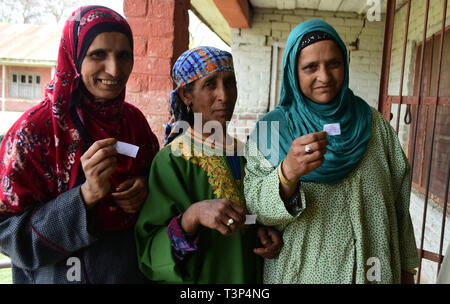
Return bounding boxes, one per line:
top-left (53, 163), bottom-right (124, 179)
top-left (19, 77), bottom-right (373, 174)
top-left (244, 19), bottom-right (419, 284)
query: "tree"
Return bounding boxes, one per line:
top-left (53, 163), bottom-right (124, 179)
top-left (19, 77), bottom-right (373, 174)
top-left (0, 0), bottom-right (43, 24)
top-left (0, 0), bottom-right (79, 24)
top-left (44, 0), bottom-right (78, 24)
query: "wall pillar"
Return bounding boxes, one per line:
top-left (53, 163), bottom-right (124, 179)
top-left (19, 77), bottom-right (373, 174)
top-left (124, 0), bottom-right (190, 146)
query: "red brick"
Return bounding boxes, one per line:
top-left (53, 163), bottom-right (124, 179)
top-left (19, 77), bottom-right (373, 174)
top-left (149, 0), bottom-right (175, 18)
top-left (133, 92), bottom-right (169, 116)
top-left (127, 18), bottom-right (153, 37)
top-left (133, 57), bottom-right (171, 76)
top-left (149, 18), bottom-right (175, 38)
top-left (127, 73), bottom-right (149, 93)
top-left (145, 113), bottom-right (170, 146)
top-left (148, 75), bottom-right (172, 91)
top-left (133, 37), bottom-right (147, 57)
top-left (147, 37), bottom-right (173, 58)
top-left (124, 0), bottom-right (148, 17)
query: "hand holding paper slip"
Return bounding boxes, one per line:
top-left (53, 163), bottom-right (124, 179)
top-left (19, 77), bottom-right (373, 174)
top-left (113, 141), bottom-right (139, 158)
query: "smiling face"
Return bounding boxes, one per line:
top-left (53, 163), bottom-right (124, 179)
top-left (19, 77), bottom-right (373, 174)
top-left (180, 71), bottom-right (237, 129)
top-left (297, 39), bottom-right (345, 104)
top-left (80, 32), bottom-right (133, 100)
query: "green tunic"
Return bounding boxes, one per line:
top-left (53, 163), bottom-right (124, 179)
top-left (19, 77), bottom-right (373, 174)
top-left (244, 108), bottom-right (419, 284)
top-left (135, 128), bottom-right (262, 283)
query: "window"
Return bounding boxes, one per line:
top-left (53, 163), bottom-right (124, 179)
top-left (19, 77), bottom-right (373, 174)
top-left (9, 72), bottom-right (42, 100)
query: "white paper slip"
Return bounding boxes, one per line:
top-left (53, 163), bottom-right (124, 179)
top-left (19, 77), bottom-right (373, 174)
top-left (114, 141), bottom-right (139, 158)
top-left (245, 214), bottom-right (257, 225)
top-left (323, 123), bottom-right (341, 136)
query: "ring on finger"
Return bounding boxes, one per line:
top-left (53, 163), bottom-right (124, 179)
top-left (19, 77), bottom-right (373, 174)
top-left (305, 144), bottom-right (313, 154)
top-left (226, 218), bottom-right (234, 226)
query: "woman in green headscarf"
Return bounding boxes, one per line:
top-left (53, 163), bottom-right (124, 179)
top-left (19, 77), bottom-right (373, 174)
top-left (244, 19), bottom-right (419, 284)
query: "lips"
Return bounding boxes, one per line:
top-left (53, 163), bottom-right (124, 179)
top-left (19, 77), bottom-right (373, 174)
top-left (213, 109), bottom-right (229, 116)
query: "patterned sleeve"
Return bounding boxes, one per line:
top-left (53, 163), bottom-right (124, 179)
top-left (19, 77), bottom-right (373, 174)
top-left (243, 139), bottom-right (306, 231)
top-left (167, 213), bottom-right (199, 262)
top-left (0, 185), bottom-right (96, 270)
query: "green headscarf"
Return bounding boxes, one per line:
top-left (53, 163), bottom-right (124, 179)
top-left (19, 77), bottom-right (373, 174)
top-left (249, 19), bottom-right (372, 184)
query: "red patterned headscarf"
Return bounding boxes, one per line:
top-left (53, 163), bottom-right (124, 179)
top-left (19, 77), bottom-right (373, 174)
top-left (0, 6), bottom-right (159, 231)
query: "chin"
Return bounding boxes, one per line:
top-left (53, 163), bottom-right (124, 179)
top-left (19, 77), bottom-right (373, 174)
top-left (93, 90), bottom-right (122, 100)
top-left (312, 93), bottom-right (338, 104)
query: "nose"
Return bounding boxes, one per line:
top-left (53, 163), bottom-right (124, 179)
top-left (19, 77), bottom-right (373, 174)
top-left (216, 80), bottom-right (228, 102)
top-left (316, 65), bottom-right (332, 84)
top-left (105, 56), bottom-right (120, 77)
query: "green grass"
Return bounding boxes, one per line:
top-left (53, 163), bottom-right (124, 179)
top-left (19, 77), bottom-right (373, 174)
top-left (0, 253), bottom-right (12, 284)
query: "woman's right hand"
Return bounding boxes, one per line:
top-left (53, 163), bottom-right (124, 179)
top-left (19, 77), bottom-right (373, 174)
top-left (282, 131), bottom-right (328, 182)
top-left (181, 199), bottom-right (246, 236)
top-left (80, 138), bottom-right (118, 209)
top-left (279, 131), bottom-right (328, 200)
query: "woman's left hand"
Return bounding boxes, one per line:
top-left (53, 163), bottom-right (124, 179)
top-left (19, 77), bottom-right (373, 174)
top-left (253, 226), bottom-right (283, 259)
top-left (111, 176), bottom-right (148, 214)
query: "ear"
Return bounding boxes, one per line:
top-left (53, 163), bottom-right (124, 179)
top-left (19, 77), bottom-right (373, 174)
top-left (177, 86), bottom-right (192, 108)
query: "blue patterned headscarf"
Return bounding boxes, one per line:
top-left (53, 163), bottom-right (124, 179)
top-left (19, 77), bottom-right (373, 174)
top-left (164, 46), bottom-right (234, 145)
top-left (250, 19), bottom-right (372, 184)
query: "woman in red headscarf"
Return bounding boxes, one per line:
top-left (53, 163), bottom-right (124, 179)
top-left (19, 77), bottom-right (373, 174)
top-left (0, 6), bottom-right (159, 283)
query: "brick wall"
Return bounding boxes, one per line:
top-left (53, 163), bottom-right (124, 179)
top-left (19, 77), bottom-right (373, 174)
top-left (124, 0), bottom-right (190, 147)
top-left (228, 8), bottom-right (385, 142)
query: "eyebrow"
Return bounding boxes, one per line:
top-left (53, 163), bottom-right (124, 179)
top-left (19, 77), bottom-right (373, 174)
top-left (200, 72), bottom-right (235, 84)
top-left (87, 47), bottom-right (131, 54)
top-left (202, 74), bottom-right (217, 82)
top-left (300, 57), bottom-right (342, 67)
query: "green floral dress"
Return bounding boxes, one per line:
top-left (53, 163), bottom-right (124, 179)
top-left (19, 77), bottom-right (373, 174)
top-left (244, 108), bottom-right (419, 284)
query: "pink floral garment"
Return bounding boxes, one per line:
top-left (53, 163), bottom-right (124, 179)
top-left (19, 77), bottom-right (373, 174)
top-left (0, 6), bottom-right (159, 231)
